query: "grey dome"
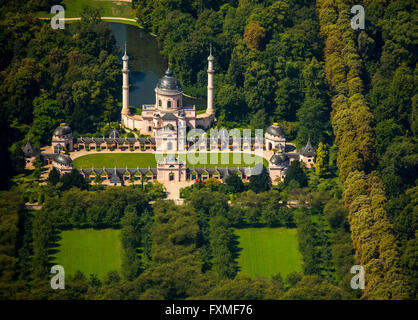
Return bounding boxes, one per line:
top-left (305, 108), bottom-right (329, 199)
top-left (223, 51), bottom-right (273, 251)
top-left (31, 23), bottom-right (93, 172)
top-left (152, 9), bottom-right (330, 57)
top-left (22, 139), bottom-right (39, 157)
top-left (266, 124), bottom-right (285, 138)
top-left (156, 68), bottom-right (183, 91)
top-left (270, 153), bottom-right (288, 166)
top-left (300, 139), bottom-right (315, 156)
top-left (54, 154), bottom-right (72, 166)
top-left (53, 125), bottom-right (72, 137)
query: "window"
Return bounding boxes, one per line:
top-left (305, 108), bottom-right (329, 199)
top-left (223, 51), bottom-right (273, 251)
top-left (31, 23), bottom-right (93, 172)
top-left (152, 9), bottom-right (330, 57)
top-left (159, 100), bottom-right (162, 107)
top-left (148, 126), bottom-right (152, 132)
top-left (167, 101), bottom-right (171, 108)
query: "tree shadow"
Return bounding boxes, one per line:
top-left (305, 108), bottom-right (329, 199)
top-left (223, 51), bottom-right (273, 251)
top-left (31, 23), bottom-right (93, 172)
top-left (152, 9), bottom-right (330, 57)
top-left (230, 233), bottom-right (243, 274)
top-left (49, 232), bottom-right (62, 247)
top-left (48, 229), bottom-right (62, 265)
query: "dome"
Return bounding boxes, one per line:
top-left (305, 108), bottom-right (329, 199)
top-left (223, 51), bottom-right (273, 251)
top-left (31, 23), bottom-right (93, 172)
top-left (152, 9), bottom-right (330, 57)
top-left (22, 139), bottom-right (39, 157)
top-left (54, 154), bottom-right (73, 166)
top-left (266, 124), bottom-right (285, 138)
top-left (270, 153), bottom-right (288, 166)
top-left (156, 67), bottom-right (183, 91)
top-left (109, 129), bottom-right (120, 139)
top-left (53, 124), bottom-right (72, 137)
top-left (300, 139), bottom-right (315, 156)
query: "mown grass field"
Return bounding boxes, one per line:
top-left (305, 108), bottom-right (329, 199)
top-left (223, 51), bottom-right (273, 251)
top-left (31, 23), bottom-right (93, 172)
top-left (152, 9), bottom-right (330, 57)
top-left (37, 0), bottom-right (134, 18)
top-left (235, 228), bottom-right (302, 278)
top-left (73, 152), bottom-right (268, 169)
top-left (51, 228), bottom-right (122, 279)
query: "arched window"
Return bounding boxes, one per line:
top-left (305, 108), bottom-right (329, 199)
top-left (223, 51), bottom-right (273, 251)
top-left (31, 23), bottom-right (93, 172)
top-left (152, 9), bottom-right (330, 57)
top-left (167, 142), bottom-right (172, 150)
top-left (167, 101), bottom-right (171, 108)
top-left (159, 100), bottom-right (162, 107)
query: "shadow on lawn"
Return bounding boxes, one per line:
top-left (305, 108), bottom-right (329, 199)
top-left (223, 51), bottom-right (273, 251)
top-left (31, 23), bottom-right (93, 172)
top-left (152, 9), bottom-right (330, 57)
top-left (48, 230), bottom-right (62, 265)
top-left (230, 233), bottom-right (243, 274)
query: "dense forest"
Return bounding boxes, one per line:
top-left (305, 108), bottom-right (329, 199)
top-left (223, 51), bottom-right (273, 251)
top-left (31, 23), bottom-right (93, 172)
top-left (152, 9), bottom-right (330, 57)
top-left (136, 0), bottom-right (333, 149)
top-left (0, 1), bottom-right (122, 188)
top-left (133, 0), bottom-right (417, 299)
top-left (0, 0), bottom-right (416, 300)
top-left (316, 0), bottom-right (416, 299)
top-left (0, 173), bottom-right (356, 299)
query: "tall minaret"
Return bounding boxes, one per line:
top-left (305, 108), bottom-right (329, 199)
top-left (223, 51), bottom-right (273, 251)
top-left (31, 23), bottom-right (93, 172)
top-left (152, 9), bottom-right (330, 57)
top-left (122, 43), bottom-right (130, 116)
top-left (206, 45), bottom-right (215, 115)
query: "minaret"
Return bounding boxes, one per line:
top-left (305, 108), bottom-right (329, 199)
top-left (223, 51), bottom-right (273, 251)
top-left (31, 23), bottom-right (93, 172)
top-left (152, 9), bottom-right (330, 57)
top-left (206, 45), bottom-right (215, 115)
top-left (122, 43), bottom-right (130, 116)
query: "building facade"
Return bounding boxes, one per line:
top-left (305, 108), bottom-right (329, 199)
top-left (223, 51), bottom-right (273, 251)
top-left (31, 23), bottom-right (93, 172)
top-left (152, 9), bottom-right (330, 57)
top-left (30, 48), bottom-right (317, 185)
top-left (120, 47), bottom-right (215, 152)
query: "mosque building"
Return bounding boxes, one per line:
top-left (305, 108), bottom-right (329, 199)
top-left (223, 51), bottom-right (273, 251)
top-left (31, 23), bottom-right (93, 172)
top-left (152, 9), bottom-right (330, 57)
top-left (25, 47), bottom-right (316, 184)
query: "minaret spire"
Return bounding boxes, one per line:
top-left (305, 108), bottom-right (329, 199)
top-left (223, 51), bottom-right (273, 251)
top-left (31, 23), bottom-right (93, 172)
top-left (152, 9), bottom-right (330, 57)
top-left (206, 45), bottom-right (215, 115)
top-left (121, 43), bottom-right (130, 119)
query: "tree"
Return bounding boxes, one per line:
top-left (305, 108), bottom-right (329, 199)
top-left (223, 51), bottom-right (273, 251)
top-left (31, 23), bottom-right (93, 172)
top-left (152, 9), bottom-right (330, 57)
top-left (32, 210), bottom-right (52, 279)
top-left (250, 108), bottom-right (269, 131)
top-left (244, 61), bottom-right (277, 115)
top-left (47, 167), bottom-right (60, 186)
top-left (225, 174), bottom-right (244, 193)
top-left (380, 137), bottom-right (417, 198)
top-left (209, 214), bottom-right (236, 279)
top-left (296, 96), bottom-right (330, 147)
top-left (60, 169), bottom-right (88, 191)
top-left (401, 238), bottom-right (418, 295)
top-left (94, 174), bottom-right (103, 186)
top-left (216, 84), bottom-right (246, 124)
top-left (244, 21), bottom-right (266, 50)
top-left (249, 165), bottom-right (271, 193)
top-left (260, 204), bottom-right (279, 226)
top-left (10, 143), bottom-right (26, 174)
top-left (315, 142), bottom-right (329, 177)
top-left (286, 272), bottom-right (302, 287)
top-left (375, 119), bottom-right (403, 157)
top-left (284, 161), bottom-right (307, 188)
top-left (282, 275), bottom-right (351, 300)
top-left (30, 94), bottom-right (65, 145)
top-left (104, 271), bottom-right (121, 285)
top-left (324, 199), bottom-right (348, 230)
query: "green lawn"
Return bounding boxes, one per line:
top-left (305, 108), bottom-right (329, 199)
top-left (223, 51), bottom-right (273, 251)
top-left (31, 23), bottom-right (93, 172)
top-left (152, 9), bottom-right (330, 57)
top-left (51, 228), bottom-right (122, 279)
top-left (73, 152), bottom-right (268, 169)
top-left (235, 228), bottom-right (302, 279)
top-left (37, 0), bottom-right (135, 18)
